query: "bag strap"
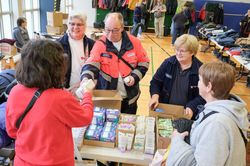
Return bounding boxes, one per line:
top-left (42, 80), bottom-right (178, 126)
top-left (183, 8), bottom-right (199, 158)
top-left (200, 110), bottom-right (247, 146)
top-left (200, 111), bottom-right (218, 123)
top-left (238, 126), bottom-right (248, 146)
top-left (117, 54), bottom-right (134, 70)
top-left (99, 39), bottom-right (134, 70)
top-left (15, 89), bottom-right (44, 129)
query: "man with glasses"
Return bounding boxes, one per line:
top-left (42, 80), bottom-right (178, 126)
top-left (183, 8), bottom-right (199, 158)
top-left (149, 34), bottom-right (206, 120)
top-left (81, 12), bottom-right (149, 115)
top-left (58, 11), bottom-right (95, 93)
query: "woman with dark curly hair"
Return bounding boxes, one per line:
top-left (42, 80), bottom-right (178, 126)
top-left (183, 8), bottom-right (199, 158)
top-left (6, 39), bottom-right (94, 166)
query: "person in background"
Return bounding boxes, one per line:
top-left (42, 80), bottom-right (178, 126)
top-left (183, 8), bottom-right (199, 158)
top-left (149, 34), bottom-right (205, 120)
top-left (151, 0), bottom-right (166, 38)
top-left (138, 0), bottom-right (148, 38)
top-left (12, 17), bottom-right (30, 49)
top-left (58, 11), bottom-right (95, 93)
top-left (81, 12), bottom-right (149, 115)
top-left (171, 7), bottom-right (189, 44)
top-left (167, 61), bottom-right (249, 166)
top-left (6, 39), bottom-right (94, 166)
top-left (131, 2), bottom-right (142, 38)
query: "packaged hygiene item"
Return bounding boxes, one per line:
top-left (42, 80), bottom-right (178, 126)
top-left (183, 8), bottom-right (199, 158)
top-left (106, 109), bottom-right (120, 123)
top-left (75, 79), bottom-right (95, 99)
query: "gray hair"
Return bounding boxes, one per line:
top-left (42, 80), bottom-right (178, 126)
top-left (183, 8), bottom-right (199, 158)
top-left (68, 11), bottom-right (87, 25)
top-left (104, 12), bottom-right (124, 27)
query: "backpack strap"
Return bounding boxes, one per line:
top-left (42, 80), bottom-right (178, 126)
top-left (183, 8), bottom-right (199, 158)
top-left (200, 111), bottom-right (218, 123)
top-left (15, 89), bottom-right (44, 129)
top-left (238, 127), bottom-right (248, 146)
top-left (200, 110), bottom-right (247, 146)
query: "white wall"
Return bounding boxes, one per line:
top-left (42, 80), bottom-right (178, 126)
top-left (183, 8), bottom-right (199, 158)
top-left (73, 0), bottom-right (96, 27)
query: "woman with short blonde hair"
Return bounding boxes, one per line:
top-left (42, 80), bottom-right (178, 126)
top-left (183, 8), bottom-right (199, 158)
top-left (174, 34), bottom-right (199, 55)
top-left (149, 34), bottom-right (205, 120)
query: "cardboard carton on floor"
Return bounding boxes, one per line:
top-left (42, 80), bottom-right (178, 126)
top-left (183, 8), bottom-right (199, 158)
top-left (46, 25), bottom-right (64, 35)
top-left (62, 13), bottom-right (69, 24)
top-left (149, 103), bottom-right (190, 150)
top-left (1, 56), bottom-right (15, 70)
top-left (0, 43), bottom-right (17, 56)
top-left (47, 12), bottom-right (63, 27)
top-left (62, 13), bottom-right (69, 19)
top-left (83, 90), bottom-right (122, 148)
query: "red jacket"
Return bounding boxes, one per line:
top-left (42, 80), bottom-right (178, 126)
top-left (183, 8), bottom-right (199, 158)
top-left (6, 84), bottom-right (93, 166)
top-left (81, 31), bottom-right (149, 106)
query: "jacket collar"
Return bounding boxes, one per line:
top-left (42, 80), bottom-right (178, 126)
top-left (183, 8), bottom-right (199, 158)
top-left (105, 31), bottom-right (134, 53)
top-left (169, 55), bottom-right (201, 75)
top-left (59, 33), bottom-right (89, 48)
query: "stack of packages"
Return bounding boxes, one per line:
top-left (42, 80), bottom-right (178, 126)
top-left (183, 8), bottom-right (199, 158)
top-left (158, 118), bottom-right (173, 138)
top-left (134, 116), bottom-right (155, 155)
top-left (117, 114), bottom-right (156, 154)
top-left (85, 107), bottom-right (120, 143)
top-left (117, 114), bottom-right (136, 152)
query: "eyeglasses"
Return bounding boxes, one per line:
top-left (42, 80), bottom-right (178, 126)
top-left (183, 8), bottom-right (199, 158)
top-left (175, 48), bottom-right (190, 54)
top-left (69, 22), bottom-right (84, 27)
top-left (104, 27), bottom-right (121, 34)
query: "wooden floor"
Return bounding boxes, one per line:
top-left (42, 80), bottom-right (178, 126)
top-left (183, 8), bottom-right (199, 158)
top-left (136, 33), bottom-right (250, 116)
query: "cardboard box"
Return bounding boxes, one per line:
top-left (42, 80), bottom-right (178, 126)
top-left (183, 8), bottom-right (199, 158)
top-left (75, 160), bottom-right (97, 166)
top-left (46, 25), bottom-right (64, 35)
top-left (47, 12), bottom-right (63, 27)
top-left (1, 56), bottom-right (16, 70)
top-left (0, 43), bottom-right (17, 56)
top-left (83, 139), bottom-right (115, 148)
top-left (149, 103), bottom-right (189, 119)
top-left (92, 90), bottom-right (122, 110)
top-left (62, 13), bottom-right (68, 24)
top-left (149, 103), bottom-right (190, 150)
top-left (83, 90), bottom-right (122, 148)
top-left (62, 13), bottom-right (69, 19)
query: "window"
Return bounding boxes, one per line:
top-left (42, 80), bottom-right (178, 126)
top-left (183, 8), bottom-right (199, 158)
top-left (61, 0), bottom-right (73, 13)
top-left (65, 0), bottom-right (73, 13)
top-left (23, 0), bottom-right (40, 37)
top-left (0, 0), bottom-right (13, 39)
